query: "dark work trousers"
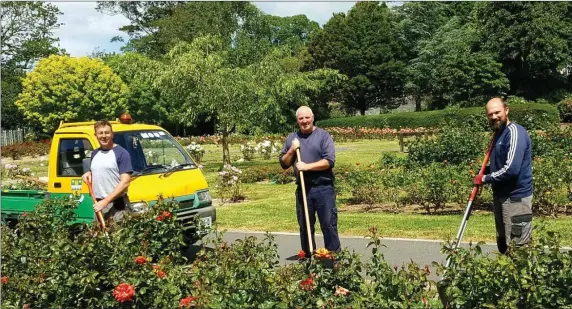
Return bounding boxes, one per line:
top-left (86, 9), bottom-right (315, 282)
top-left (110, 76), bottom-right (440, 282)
top-left (296, 185), bottom-right (341, 256)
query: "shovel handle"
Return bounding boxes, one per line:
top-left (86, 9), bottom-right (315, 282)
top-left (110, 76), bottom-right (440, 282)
top-left (86, 179), bottom-right (107, 231)
top-left (296, 148), bottom-right (314, 256)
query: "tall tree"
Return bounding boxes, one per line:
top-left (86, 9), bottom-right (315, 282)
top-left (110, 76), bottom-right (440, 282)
top-left (1, 1), bottom-right (63, 129)
top-left (308, 2), bottom-right (406, 115)
top-left (156, 37), bottom-right (342, 165)
top-left (104, 52), bottom-right (168, 125)
top-left (474, 2), bottom-right (572, 99)
top-left (411, 18), bottom-right (509, 108)
top-left (15, 55), bottom-right (129, 133)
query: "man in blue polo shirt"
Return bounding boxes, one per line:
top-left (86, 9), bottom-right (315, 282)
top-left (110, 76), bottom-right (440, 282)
top-left (474, 97), bottom-right (533, 254)
top-left (279, 106), bottom-right (341, 258)
top-left (82, 120), bottom-right (133, 221)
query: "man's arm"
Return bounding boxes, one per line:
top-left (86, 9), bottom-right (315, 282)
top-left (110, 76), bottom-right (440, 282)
top-left (296, 131), bottom-right (335, 172)
top-left (483, 126), bottom-right (526, 184)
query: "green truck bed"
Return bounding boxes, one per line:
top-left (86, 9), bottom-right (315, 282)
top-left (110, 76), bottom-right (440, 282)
top-left (1, 189), bottom-right (48, 219)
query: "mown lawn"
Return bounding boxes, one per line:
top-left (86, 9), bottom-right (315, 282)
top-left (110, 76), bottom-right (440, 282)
top-left (4, 138), bottom-right (572, 246)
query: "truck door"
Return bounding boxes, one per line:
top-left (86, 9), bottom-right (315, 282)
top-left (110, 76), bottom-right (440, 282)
top-left (49, 133), bottom-right (98, 223)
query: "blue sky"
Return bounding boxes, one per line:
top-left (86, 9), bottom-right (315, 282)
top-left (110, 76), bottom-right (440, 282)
top-left (51, 1), bottom-right (360, 57)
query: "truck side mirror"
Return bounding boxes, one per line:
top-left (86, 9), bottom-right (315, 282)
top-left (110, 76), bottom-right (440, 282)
top-left (82, 157), bottom-right (91, 174)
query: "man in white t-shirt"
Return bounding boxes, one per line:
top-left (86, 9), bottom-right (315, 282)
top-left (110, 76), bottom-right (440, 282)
top-left (82, 120), bottom-right (133, 221)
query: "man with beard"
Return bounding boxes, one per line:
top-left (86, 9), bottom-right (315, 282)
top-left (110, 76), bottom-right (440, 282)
top-left (473, 97), bottom-right (533, 254)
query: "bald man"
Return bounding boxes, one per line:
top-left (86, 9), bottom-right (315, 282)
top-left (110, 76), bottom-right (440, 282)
top-left (474, 97), bottom-right (533, 254)
top-left (279, 106), bottom-right (341, 258)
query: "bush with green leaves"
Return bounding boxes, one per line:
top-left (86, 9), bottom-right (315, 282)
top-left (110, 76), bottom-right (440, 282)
top-left (436, 224), bottom-right (572, 309)
top-left (557, 95), bottom-right (572, 122)
top-left (317, 103), bottom-right (560, 131)
top-left (406, 126), bottom-right (489, 166)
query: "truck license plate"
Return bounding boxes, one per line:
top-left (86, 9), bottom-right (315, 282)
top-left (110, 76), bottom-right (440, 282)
top-left (200, 216), bottom-right (212, 228)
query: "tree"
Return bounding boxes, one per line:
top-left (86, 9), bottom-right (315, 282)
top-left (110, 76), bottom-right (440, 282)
top-left (156, 37), bottom-right (342, 165)
top-left (474, 2), bottom-right (572, 99)
top-left (411, 18), bottom-right (509, 108)
top-left (104, 52), bottom-right (168, 125)
top-left (15, 55), bottom-right (129, 133)
top-left (1, 1), bottom-right (63, 129)
top-left (1, 1), bottom-right (62, 69)
top-left (308, 2), bottom-right (406, 115)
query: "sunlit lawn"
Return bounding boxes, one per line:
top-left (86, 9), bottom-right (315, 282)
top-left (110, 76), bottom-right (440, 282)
top-left (4, 138), bottom-right (572, 246)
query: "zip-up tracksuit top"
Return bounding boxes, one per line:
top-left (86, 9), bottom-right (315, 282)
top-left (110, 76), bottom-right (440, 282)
top-left (483, 122), bottom-right (533, 198)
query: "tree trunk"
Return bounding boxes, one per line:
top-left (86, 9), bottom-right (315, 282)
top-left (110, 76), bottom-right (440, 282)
top-left (415, 95), bottom-right (422, 112)
top-left (222, 130), bottom-right (231, 166)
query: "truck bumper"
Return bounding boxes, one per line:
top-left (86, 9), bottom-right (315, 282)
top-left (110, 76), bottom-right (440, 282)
top-left (175, 205), bottom-right (216, 240)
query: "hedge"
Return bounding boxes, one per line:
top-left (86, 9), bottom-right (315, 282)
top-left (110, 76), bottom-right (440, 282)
top-left (317, 103), bottom-right (560, 130)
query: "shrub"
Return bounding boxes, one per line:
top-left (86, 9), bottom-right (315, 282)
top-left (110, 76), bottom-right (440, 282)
top-left (406, 127), bottom-right (490, 166)
top-left (558, 95), bottom-right (572, 122)
top-left (437, 224), bottom-right (572, 309)
top-left (1, 140), bottom-right (51, 160)
top-left (216, 164), bottom-right (245, 202)
top-left (239, 142), bottom-right (256, 161)
top-left (185, 142), bottom-right (205, 163)
top-left (317, 103), bottom-right (560, 131)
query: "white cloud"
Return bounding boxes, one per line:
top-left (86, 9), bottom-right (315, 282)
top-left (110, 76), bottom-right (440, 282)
top-left (51, 1), bottom-right (128, 57)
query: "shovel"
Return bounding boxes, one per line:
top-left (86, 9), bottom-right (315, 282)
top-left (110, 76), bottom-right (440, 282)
top-left (294, 138), bottom-right (314, 258)
top-left (437, 133), bottom-right (496, 307)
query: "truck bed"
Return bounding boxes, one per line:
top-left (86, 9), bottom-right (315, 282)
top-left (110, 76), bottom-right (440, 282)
top-left (1, 189), bottom-right (47, 219)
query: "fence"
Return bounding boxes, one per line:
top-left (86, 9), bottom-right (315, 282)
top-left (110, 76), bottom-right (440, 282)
top-left (1, 128), bottom-right (28, 146)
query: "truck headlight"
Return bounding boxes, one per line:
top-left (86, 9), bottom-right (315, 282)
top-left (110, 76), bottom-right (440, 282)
top-left (196, 190), bottom-right (211, 203)
top-left (130, 201), bottom-right (149, 214)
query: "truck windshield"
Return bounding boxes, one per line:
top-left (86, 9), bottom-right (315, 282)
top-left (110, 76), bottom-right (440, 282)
top-left (113, 130), bottom-right (196, 175)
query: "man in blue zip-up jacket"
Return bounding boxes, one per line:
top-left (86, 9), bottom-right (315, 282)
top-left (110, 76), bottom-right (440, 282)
top-left (474, 97), bottom-right (533, 254)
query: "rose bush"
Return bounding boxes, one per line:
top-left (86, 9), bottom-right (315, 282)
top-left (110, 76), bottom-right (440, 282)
top-left (2, 198), bottom-right (571, 308)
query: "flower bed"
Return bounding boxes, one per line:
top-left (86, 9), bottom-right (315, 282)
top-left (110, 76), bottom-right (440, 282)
top-left (1, 199), bottom-right (571, 308)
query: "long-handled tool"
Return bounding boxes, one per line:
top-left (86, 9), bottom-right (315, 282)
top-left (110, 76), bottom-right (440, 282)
top-left (438, 133), bottom-right (496, 307)
top-left (294, 138), bottom-right (314, 257)
top-left (86, 179), bottom-right (108, 236)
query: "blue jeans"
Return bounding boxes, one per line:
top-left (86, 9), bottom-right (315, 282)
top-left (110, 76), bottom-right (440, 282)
top-left (296, 185), bottom-right (341, 255)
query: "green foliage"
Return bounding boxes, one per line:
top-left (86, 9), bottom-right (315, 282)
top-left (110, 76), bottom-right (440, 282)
top-left (1, 198), bottom-right (196, 309)
top-left (0, 1), bottom-right (62, 69)
top-left (558, 95), bottom-right (572, 122)
top-left (474, 2), bottom-right (572, 99)
top-left (410, 18), bottom-right (509, 108)
top-left (104, 52), bottom-right (168, 125)
top-left (318, 103), bottom-right (560, 131)
top-left (308, 2), bottom-right (406, 115)
top-left (15, 55), bottom-right (129, 133)
top-left (437, 225), bottom-right (572, 309)
top-left (406, 127), bottom-right (489, 166)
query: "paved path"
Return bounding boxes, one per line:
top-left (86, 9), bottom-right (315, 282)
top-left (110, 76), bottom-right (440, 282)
top-left (186, 230), bottom-right (499, 281)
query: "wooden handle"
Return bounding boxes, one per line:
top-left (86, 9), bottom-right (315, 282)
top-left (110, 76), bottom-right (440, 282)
top-left (296, 148), bottom-right (314, 255)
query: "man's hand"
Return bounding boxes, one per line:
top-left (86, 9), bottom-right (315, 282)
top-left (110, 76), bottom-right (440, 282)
top-left (93, 199), bottom-right (108, 213)
top-left (473, 175), bottom-right (484, 186)
top-left (82, 171), bottom-right (92, 184)
top-left (290, 138), bottom-right (300, 153)
top-left (296, 161), bottom-right (311, 172)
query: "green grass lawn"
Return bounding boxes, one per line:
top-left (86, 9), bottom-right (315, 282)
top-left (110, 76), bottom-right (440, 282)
top-left (4, 138), bottom-right (572, 246)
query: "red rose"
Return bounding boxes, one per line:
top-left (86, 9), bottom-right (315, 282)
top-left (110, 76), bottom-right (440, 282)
top-left (1, 276), bottom-right (7, 284)
top-left (157, 211), bottom-right (173, 221)
top-left (23, 304), bottom-right (30, 309)
top-left (157, 270), bottom-right (166, 278)
top-left (297, 250), bottom-right (306, 260)
top-left (112, 283), bottom-right (135, 303)
top-left (179, 296), bottom-right (198, 308)
top-left (300, 276), bottom-right (314, 291)
top-left (134, 256), bottom-right (146, 265)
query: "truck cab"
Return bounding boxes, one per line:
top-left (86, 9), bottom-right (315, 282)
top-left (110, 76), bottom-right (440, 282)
top-left (3, 115), bottom-right (214, 237)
